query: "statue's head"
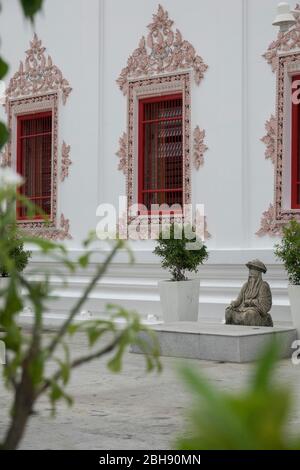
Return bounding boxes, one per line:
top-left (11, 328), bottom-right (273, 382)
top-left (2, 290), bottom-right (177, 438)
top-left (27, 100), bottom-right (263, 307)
top-left (246, 259), bottom-right (267, 280)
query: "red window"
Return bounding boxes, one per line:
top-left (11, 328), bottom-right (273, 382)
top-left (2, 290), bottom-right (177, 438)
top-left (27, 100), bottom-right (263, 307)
top-left (292, 75), bottom-right (300, 209)
top-left (16, 111), bottom-right (52, 220)
top-left (138, 94), bottom-right (183, 212)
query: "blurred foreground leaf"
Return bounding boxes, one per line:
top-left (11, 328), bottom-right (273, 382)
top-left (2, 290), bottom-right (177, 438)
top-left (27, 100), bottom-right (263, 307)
top-left (176, 340), bottom-right (300, 450)
top-left (19, 0), bottom-right (44, 22)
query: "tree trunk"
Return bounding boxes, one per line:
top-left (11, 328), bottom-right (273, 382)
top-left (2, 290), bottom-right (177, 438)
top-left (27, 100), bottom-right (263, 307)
top-left (2, 366), bottom-right (35, 450)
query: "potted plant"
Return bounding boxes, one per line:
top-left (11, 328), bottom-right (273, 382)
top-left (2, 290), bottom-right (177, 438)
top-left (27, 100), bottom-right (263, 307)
top-left (275, 219), bottom-right (300, 337)
top-left (154, 223), bottom-right (208, 323)
top-left (0, 234), bottom-right (31, 307)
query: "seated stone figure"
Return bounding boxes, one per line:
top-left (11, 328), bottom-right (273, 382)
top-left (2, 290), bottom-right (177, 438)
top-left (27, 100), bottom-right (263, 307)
top-left (225, 259), bottom-right (273, 327)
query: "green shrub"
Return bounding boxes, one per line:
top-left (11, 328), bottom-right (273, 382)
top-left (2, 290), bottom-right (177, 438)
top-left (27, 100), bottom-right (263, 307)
top-left (274, 220), bottom-right (300, 285)
top-left (153, 223), bottom-right (208, 282)
top-left (0, 235), bottom-right (31, 277)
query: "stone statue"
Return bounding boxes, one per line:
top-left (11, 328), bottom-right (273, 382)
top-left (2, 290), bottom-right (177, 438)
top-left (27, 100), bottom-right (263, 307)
top-left (225, 259), bottom-right (273, 327)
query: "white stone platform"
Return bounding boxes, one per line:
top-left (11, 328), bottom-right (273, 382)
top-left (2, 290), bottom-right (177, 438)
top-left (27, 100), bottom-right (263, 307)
top-left (131, 322), bottom-right (297, 363)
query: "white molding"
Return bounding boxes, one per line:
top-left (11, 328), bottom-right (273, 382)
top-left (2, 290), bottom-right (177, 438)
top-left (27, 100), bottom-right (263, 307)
top-left (25, 246), bottom-right (284, 264)
top-left (98, 0), bottom-right (105, 204)
top-left (242, 0), bottom-right (250, 245)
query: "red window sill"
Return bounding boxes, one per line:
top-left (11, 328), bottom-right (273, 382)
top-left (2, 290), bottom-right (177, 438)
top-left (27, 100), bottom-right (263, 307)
top-left (137, 210), bottom-right (183, 216)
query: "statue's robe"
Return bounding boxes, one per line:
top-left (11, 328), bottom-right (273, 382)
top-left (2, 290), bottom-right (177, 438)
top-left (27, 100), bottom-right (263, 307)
top-left (225, 280), bottom-right (273, 327)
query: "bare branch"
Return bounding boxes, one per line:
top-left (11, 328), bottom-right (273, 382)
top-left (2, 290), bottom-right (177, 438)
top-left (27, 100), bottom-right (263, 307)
top-left (37, 332), bottom-right (123, 397)
top-left (45, 240), bottom-right (122, 358)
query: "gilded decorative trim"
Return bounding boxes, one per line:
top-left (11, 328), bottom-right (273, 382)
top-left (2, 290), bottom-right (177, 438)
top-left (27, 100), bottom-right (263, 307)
top-left (61, 141), bottom-right (72, 182)
top-left (261, 115), bottom-right (276, 164)
top-left (116, 132), bottom-right (127, 174)
top-left (117, 4), bottom-right (208, 95)
top-left (193, 126), bottom-right (208, 170)
top-left (5, 33), bottom-right (72, 106)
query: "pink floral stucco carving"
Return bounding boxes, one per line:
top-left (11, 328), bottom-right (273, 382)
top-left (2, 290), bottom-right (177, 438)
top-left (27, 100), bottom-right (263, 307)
top-left (117, 4), bottom-right (208, 95)
top-left (256, 203), bottom-right (300, 237)
top-left (193, 126), bottom-right (208, 170)
top-left (20, 213), bottom-right (72, 241)
top-left (4, 34), bottom-right (72, 240)
top-left (61, 141), bottom-right (72, 182)
top-left (261, 115), bottom-right (276, 164)
top-left (116, 132), bottom-right (128, 174)
top-left (263, 4), bottom-right (300, 72)
top-left (5, 34), bottom-right (72, 106)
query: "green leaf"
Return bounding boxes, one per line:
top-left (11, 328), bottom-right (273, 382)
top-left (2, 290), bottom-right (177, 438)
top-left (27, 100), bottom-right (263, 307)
top-left (176, 341), bottom-right (300, 450)
top-left (87, 327), bottom-right (105, 347)
top-left (50, 382), bottom-right (63, 402)
top-left (2, 280), bottom-right (23, 321)
top-left (153, 223), bottom-right (208, 281)
top-left (49, 381), bottom-right (73, 413)
top-left (107, 339), bottom-right (127, 373)
top-left (3, 323), bottom-right (22, 353)
top-left (53, 359), bottom-right (70, 386)
top-left (0, 121), bottom-right (9, 150)
top-left (29, 352), bottom-right (45, 386)
top-left (0, 57), bottom-right (8, 80)
top-left (275, 219), bottom-right (300, 285)
top-left (251, 338), bottom-right (279, 392)
top-left (19, 0), bottom-right (44, 21)
top-left (60, 362), bottom-right (70, 385)
top-left (78, 253), bottom-right (90, 268)
top-left (107, 350), bottom-right (123, 373)
top-left (67, 324), bottom-right (79, 336)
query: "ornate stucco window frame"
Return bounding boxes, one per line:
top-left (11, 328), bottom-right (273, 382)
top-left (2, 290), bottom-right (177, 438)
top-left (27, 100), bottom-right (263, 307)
top-left (3, 34), bottom-right (72, 240)
top-left (258, 4), bottom-right (300, 236)
top-left (116, 4), bottom-right (208, 228)
top-left (7, 93), bottom-right (58, 230)
top-left (126, 72), bottom-right (191, 222)
top-left (275, 51), bottom-right (300, 216)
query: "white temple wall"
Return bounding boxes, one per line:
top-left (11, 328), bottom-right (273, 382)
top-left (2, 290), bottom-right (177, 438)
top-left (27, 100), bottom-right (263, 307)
top-left (0, 0), bottom-right (292, 324)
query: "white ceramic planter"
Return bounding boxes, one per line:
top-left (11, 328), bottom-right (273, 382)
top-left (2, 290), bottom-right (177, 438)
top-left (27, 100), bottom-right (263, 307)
top-left (0, 277), bottom-right (9, 310)
top-left (158, 278), bottom-right (200, 323)
top-left (288, 285), bottom-right (300, 338)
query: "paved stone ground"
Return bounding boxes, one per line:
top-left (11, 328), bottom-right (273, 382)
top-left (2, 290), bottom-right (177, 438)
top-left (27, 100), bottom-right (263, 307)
top-left (0, 333), bottom-right (299, 450)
